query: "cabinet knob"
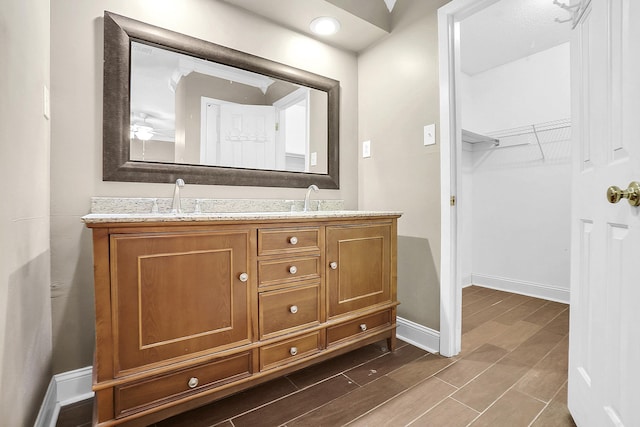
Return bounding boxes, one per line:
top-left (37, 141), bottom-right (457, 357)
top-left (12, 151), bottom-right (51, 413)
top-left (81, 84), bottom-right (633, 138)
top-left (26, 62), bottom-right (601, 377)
top-left (290, 347), bottom-right (298, 356)
top-left (187, 377), bottom-right (199, 389)
top-left (289, 236), bottom-right (298, 245)
top-left (289, 305), bottom-right (298, 314)
top-left (289, 265), bottom-right (298, 275)
top-left (329, 261), bottom-right (338, 270)
top-left (238, 273), bottom-right (249, 282)
top-left (360, 324), bottom-right (367, 332)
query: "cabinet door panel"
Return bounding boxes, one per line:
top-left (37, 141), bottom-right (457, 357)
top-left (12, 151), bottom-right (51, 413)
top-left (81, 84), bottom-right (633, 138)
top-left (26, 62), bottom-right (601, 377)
top-left (326, 224), bottom-right (391, 317)
top-left (111, 231), bottom-right (250, 374)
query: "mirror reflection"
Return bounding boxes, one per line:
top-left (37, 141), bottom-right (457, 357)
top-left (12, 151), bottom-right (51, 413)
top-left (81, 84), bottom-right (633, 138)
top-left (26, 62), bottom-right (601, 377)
top-left (130, 42), bottom-right (328, 174)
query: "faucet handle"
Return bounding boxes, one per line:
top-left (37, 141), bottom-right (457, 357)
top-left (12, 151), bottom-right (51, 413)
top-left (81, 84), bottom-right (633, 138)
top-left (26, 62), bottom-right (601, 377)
top-left (171, 178), bottom-right (185, 214)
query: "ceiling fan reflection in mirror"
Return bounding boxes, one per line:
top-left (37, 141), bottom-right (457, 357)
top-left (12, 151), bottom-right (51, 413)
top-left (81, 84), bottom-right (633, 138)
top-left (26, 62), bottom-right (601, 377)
top-left (130, 112), bottom-right (174, 141)
top-left (130, 112), bottom-right (175, 162)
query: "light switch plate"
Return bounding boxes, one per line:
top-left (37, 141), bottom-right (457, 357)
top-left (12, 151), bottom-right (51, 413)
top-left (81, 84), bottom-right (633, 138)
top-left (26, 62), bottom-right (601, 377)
top-left (424, 124), bottom-right (435, 146)
top-left (43, 85), bottom-right (50, 120)
top-left (362, 140), bottom-right (371, 158)
top-left (310, 152), bottom-right (317, 166)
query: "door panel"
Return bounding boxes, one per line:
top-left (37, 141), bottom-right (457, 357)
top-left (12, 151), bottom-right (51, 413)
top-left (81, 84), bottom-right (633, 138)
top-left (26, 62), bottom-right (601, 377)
top-left (569, 1), bottom-right (640, 425)
top-left (326, 224), bottom-right (391, 318)
top-left (219, 104), bottom-right (276, 169)
top-left (111, 231), bottom-right (250, 375)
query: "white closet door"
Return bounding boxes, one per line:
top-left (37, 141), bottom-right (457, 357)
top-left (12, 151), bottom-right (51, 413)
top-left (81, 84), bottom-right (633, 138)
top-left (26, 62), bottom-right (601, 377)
top-left (568, 1), bottom-right (640, 425)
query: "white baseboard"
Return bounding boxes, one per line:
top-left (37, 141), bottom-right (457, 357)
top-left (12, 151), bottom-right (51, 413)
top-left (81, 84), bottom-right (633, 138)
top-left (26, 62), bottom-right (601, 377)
top-left (470, 273), bottom-right (570, 304)
top-left (396, 317), bottom-right (440, 354)
top-left (34, 366), bottom-right (93, 427)
top-left (32, 322), bottom-right (442, 427)
top-left (461, 274), bottom-right (473, 287)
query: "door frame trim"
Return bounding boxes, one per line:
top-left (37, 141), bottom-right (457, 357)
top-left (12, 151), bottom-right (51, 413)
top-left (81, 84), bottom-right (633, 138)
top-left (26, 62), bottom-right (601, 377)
top-left (437, 0), bottom-right (501, 357)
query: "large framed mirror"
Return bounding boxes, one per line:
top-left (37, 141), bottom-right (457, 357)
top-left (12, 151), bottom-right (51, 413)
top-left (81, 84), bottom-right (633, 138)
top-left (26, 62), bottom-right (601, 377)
top-left (103, 11), bottom-right (340, 188)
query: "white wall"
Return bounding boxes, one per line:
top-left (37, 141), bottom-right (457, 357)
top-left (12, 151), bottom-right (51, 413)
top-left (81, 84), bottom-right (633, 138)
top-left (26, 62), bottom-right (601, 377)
top-left (0, 0), bottom-right (53, 424)
top-left (461, 43), bottom-right (571, 301)
top-left (462, 43), bottom-right (571, 133)
top-left (50, 0), bottom-right (359, 373)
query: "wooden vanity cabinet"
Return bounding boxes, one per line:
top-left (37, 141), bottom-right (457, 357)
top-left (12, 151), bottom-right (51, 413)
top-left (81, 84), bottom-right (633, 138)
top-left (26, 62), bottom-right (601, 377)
top-left (110, 231), bottom-right (251, 375)
top-left (85, 215), bottom-right (399, 426)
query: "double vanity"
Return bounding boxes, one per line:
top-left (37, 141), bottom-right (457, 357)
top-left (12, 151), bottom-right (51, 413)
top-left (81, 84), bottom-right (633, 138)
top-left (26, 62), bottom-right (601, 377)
top-left (83, 198), bottom-right (401, 426)
top-left (94, 10), bottom-right (399, 426)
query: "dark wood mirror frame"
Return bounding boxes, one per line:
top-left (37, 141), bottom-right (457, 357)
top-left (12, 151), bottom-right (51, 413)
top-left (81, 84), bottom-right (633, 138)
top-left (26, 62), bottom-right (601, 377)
top-left (103, 11), bottom-right (340, 188)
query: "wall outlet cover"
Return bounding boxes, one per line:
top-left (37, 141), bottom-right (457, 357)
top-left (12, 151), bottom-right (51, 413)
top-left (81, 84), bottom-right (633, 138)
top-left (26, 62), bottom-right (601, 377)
top-left (310, 152), bottom-right (317, 166)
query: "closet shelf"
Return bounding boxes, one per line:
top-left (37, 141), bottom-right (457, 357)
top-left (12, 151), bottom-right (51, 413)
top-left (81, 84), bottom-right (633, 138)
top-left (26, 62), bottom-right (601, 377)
top-left (462, 129), bottom-right (500, 145)
top-left (487, 118), bottom-right (571, 140)
top-left (465, 118), bottom-right (572, 161)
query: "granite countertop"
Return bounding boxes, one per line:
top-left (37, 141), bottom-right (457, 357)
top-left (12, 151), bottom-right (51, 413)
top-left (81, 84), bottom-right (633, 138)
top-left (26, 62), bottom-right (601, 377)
top-left (81, 198), bottom-right (401, 224)
top-left (82, 210), bottom-right (403, 224)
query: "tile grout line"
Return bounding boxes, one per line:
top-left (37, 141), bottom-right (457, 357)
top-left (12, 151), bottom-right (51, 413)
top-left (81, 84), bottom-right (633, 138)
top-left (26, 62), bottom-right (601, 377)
top-left (225, 349), bottom-right (393, 426)
top-left (463, 295), bottom-right (541, 335)
top-left (452, 294), bottom-right (570, 426)
top-left (343, 356), bottom-right (459, 426)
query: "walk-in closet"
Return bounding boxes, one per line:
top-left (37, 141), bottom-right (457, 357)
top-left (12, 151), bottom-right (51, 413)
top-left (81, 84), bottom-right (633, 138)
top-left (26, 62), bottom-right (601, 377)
top-left (459, 7), bottom-right (572, 302)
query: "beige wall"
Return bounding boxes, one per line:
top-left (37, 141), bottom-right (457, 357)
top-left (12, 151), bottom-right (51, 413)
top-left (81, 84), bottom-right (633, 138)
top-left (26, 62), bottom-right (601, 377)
top-left (0, 0), bottom-right (53, 424)
top-left (50, 0), bottom-right (359, 373)
top-left (358, 0), bottom-right (449, 330)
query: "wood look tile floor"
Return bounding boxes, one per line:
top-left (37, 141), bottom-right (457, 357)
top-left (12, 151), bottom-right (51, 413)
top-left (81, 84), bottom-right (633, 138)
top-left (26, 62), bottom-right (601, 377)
top-left (58, 286), bottom-right (576, 427)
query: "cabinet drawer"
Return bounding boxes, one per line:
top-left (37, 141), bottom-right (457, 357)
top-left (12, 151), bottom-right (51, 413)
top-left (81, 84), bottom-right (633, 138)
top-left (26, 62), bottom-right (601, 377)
top-left (259, 284), bottom-right (320, 339)
top-left (258, 228), bottom-right (320, 256)
top-left (260, 332), bottom-right (321, 371)
top-left (258, 256), bottom-right (320, 287)
top-left (327, 311), bottom-right (391, 346)
top-left (115, 352), bottom-right (251, 417)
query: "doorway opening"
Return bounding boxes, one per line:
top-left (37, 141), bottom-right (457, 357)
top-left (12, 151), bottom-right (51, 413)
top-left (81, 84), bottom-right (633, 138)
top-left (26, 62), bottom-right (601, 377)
top-left (438, 0), bottom-right (572, 357)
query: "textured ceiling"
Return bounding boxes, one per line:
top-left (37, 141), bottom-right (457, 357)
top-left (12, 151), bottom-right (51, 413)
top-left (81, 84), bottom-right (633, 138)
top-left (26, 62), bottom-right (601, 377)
top-left (221, 0), bottom-right (572, 72)
top-left (460, 0), bottom-right (572, 75)
top-left (221, 0), bottom-right (391, 52)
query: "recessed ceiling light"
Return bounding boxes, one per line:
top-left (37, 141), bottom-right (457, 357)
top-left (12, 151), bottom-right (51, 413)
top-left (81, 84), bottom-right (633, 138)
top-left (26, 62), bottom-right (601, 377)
top-left (310, 17), bottom-right (341, 36)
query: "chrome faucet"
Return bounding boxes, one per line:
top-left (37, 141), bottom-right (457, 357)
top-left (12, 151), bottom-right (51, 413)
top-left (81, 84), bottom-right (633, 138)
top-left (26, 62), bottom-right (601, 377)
top-left (171, 179), bottom-right (185, 214)
top-left (303, 184), bottom-right (319, 212)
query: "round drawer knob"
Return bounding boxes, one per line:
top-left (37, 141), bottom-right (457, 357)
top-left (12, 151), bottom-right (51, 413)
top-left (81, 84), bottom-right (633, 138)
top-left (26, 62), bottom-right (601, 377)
top-left (360, 324), bottom-right (367, 332)
top-left (289, 305), bottom-right (298, 314)
top-left (329, 261), bottom-right (338, 270)
top-left (289, 236), bottom-right (298, 245)
top-left (290, 347), bottom-right (298, 356)
top-left (289, 265), bottom-right (298, 274)
top-left (187, 377), bottom-right (199, 389)
top-left (239, 273), bottom-right (249, 282)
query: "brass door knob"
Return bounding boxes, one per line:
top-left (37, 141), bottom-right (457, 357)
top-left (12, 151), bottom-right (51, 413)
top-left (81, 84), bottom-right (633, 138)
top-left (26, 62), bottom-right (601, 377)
top-left (607, 182), bottom-right (640, 206)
